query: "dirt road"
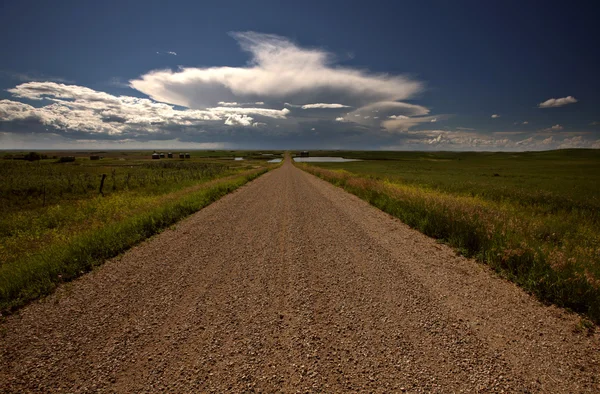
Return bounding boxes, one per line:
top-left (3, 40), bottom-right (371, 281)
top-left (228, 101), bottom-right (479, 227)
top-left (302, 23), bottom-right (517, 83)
top-left (1, 159), bottom-right (599, 392)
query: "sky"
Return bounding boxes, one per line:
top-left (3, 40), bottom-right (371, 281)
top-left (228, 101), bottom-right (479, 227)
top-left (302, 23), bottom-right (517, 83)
top-left (0, 0), bottom-right (599, 151)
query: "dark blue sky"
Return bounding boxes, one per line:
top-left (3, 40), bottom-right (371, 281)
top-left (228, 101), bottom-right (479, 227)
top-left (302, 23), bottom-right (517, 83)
top-left (0, 0), bottom-right (598, 150)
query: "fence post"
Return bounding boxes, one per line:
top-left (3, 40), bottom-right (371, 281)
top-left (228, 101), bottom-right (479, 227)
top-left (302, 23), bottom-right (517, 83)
top-left (99, 174), bottom-right (107, 196)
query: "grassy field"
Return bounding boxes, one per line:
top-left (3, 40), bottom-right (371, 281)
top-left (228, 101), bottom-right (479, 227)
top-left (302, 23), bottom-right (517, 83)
top-left (296, 149), bottom-right (600, 323)
top-left (0, 150), bottom-right (281, 312)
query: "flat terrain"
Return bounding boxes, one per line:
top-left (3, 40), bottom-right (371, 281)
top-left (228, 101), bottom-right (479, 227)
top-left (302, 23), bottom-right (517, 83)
top-left (1, 159), bottom-right (599, 392)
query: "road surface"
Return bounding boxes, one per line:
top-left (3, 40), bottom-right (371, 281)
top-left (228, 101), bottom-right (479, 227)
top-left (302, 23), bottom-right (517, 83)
top-left (1, 159), bottom-right (599, 392)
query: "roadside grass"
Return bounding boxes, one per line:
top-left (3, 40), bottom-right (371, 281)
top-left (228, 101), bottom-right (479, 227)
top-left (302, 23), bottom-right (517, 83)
top-left (0, 158), bottom-right (272, 313)
top-left (296, 150), bottom-right (600, 323)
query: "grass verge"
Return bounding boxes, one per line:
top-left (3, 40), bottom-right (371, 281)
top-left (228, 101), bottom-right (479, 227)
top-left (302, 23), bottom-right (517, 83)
top-left (298, 163), bottom-right (600, 324)
top-left (0, 168), bottom-right (268, 314)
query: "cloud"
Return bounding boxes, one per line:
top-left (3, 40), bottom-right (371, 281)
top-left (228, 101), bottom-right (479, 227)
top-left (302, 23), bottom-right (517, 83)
top-left (0, 70), bottom-right (73, 84)
top-left (538, 96), bottom-right (578, 108)
top-left (300, 103), bottom-right (351, 109)
top-left (156, 51), bottom-right (178, 56)
top-left (491, 114), bottom-right (500, 118)
top-left (346, 101), bottom-right (428, 119)
top-left (224, 114), bottom-right (253, 126)
top-left (0, 82), bottom-right (294, 143)
top-left (558, 136), bottom-right (585, 148)
top-left (523, 121), bottom-right (529, 125)
top-left (130, 32), bottom-right (423, 109)
top-left (430, 118), bottom-right (437, 123)
top-left (543, 124), bottom-right (564, 132)
top-left (218, 101), bottom-right (239, 106)
top-left (591, 121), bottom-right (599, 126)
top-left (167, 51), bottom-right (177, 56)
top-left (382, 115), bottom-right (443, 132)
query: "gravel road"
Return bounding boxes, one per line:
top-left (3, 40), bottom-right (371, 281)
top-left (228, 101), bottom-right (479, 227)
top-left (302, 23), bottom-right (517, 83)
top-left (1, 159), bottom-right (599, 393)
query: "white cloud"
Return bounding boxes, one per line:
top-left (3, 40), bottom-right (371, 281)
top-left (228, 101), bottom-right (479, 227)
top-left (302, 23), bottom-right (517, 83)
top-left (218, 101), bottom-right (239, 106)
top-left (0, 82), bottom-right (292, 140)
top-left (167, 51), bottom-right (177, 56)
top-left (430, 118), bottom-right (437, 123)
top-left (255, 101), bottom-right (265, 105)
top-left (389, 115), bottom-right (409, 119)
top-left (516, 136), bottom-right (534, 146)
top-left (382, 115), bottom-right (443, 132)
top-left (538, 96), bottom-right (578, 108)
top-left (352, 101), bottom-right (429, 117)
top-left (491, 114), bottom-right (500, 118)
top-left (129, 32), bottom-right (423, 109)
top-left (300, 103), bottom-right (351, 109)
top-left (558, 136), bottom-right (585, 148)
top-left (543, 124), bottom-right (564, 132)
top-left (208, 106), bottom-right (289, 118)
top-left (224, 114), bottom-right (253, 126)
top-left (335, 117), bottom-right (346, 122)
top-left (523, 121), bottom-right (529, 124)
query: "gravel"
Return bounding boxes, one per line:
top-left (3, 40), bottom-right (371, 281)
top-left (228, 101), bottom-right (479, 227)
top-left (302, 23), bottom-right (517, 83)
top-left (1, 159), bottom-right (599, 392)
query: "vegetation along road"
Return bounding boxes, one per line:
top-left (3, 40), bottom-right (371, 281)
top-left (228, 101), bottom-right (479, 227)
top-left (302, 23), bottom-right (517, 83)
top-left (1, 158), bottom-right (599, 392)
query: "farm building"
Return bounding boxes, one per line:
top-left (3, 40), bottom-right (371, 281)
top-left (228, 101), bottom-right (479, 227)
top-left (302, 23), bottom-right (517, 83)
top-left (159, 153), bottom-right (165, 158)
top-left (299, 151), bottom-right (310, 157)
top-left (185, 153), bottom-right (191, 159)
top-left (168, 152), bottom-right (173, 158)
top-left (179, 153), bottom-right (185, 159)
top-left (152, 153), bottom-right (160, 159)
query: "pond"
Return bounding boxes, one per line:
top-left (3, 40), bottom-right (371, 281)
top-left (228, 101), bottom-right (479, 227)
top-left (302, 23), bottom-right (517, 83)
top-left (268, 158), bottom-right (283, 163)
top-left (292, 157), bottom-right (362, 162)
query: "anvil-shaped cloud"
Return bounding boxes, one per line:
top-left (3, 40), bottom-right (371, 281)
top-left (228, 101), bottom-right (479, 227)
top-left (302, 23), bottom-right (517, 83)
top-left (130, 32), bottom-right (423, 109)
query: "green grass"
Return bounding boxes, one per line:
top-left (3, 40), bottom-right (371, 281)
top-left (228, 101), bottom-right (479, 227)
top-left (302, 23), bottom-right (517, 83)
top-left (0, 152), bottom-right (277, 313)
top-left (297, 149), bottom-right (600, 323)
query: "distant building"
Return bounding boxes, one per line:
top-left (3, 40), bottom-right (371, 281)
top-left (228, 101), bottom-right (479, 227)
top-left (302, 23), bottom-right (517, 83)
top-left (159, 153), bottom-right (165, 158)
top-left (90, 155), bottom-right (100, 160)
top-left (168, 152), bottom-right (173, 158)
top-left (179, 153), bottom-right (185, 159)
top-left (152, 153), bottom-right (160, 159)
top-left (185, 153), bottom-right (191, 159)
top-left (299, 151), bottom-right (310, 157)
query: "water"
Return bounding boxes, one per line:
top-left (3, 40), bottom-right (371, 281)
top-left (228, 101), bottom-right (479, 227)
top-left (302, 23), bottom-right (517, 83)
top-left (293, 157), bottom-right (362, 162)
top-left (234, 157), bottom-right (244, 161)
top-left (268, 158), bottom-right (283, 163)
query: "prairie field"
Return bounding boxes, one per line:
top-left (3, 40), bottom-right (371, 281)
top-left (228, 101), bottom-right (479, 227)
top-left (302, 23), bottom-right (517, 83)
top-left (297, 149), bottom-right (600, 323)
top-left (0, 150), bottom-right (281, 312)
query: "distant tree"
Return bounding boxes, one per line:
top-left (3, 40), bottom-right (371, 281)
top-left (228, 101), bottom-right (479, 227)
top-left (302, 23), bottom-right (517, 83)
top-left (24, 152), bottom-right (42, 161)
